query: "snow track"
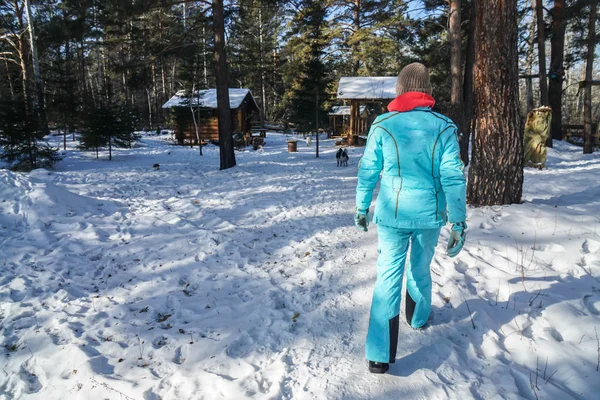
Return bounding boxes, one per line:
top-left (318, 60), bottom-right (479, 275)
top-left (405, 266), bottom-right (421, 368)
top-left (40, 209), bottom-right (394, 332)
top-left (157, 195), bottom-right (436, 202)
top-left (1, 134), bottom-right (599, 399)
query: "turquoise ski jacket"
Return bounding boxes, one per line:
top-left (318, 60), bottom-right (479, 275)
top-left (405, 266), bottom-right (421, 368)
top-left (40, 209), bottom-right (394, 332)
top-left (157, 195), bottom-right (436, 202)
top-left (356, 93), bottom-right (467, 229)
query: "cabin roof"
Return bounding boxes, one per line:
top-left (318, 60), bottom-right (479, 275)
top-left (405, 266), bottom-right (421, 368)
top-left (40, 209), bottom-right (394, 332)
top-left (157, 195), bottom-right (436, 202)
top-left (337, 77), bottom-right (398, 100)
top-left (162, 88), bottom-right (259, 110)
top-left (328, 105), bottom-right (368, 116)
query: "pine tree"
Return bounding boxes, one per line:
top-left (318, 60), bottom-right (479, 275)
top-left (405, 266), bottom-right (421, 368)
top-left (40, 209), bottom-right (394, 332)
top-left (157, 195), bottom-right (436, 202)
top-left (79, 101), bottom-right (138, 160)
top-left (283, 0), bottom-right (332, 132)
top-left (229, 0), bottom-right (282, 124)
top-left (332, 0), bottom-right (408, 77)
top-left (0, 1), bottom-right (60, 170)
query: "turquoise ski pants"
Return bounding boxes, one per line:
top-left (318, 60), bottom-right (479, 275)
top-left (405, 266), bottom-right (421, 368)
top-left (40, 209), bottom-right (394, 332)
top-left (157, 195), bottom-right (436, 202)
top-left (366, 225), bottom-right (441, 363)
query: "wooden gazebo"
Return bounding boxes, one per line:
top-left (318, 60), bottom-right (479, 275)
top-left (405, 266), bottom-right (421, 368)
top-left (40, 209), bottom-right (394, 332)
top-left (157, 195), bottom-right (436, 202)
top-left (336, 77), bottom-right (397, 145)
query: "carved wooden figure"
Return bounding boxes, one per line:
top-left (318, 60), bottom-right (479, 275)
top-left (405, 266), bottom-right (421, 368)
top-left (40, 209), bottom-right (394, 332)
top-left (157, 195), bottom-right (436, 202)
top-left (524, 106), bottom-right (552, 167)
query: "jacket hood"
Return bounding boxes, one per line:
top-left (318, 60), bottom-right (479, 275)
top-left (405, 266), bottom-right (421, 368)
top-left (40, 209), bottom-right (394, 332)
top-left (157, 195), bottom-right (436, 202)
top-left (387, 92), bottom-right (436, 113)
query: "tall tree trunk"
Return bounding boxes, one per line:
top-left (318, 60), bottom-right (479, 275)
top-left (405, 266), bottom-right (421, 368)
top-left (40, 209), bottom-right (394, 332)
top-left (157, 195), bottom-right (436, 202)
top-left (190, 87), bottom-right (203, 156)
top-left (449, 0), bottom-right (465, 160)
top-left (461, 0), bottom-right (476, 166)
top-left (14, 1), bottom-right (32, 115)
top-left (213, 0), bottom-right (236, 170)
top-left (24, 0), bottom-right (48, 135)
top-left (535, 0), bottom-right (549, 105)
top-left (14, 0), bottom-right (35, 166)
top-left (259, 6), bottom-right (267, 128)
top-left (525, 0), bottom-right (537, 112)
top-left (583, 3), bottom-right (597, 154)
top-left (17, 36), bottom-right (31, 114)
top-left (146, 88), bottom-right (153, 128)
top-left (467, 0), bottom-right (523, 206)
top-left (576, 66), bottom-right (585, 119)
top-left (315, 89), bottom-right (319, 158)
top-left (202, 24), bottom-right (208, 88)
top-left (93, 0), bottom-right (104, 103)
top-left (4, 60), bottom-right (14, 99)
top-left (548, 0), bottom-right (566, 142)
top-left (352, 0), bottom-right (361, 75)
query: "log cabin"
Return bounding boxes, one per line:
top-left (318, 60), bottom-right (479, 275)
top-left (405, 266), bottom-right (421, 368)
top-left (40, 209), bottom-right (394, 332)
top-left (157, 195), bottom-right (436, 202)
top-left (162, 89), bottom-right (259, 145)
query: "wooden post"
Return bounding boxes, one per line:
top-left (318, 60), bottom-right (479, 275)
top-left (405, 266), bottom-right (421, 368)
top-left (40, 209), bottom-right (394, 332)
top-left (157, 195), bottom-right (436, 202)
top-left (349, 100), bottom-right (359, 145)
top-left (237, 108), bottom-right (243, 133)
top-left (330, 116), bottom-right (335, 135)
top-left (350, 100), bottom-right (357, 136)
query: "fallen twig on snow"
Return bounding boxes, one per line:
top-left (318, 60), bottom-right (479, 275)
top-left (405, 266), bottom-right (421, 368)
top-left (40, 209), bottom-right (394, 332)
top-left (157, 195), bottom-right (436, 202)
top-left (90, 377), bottom-right (136, 400)
top-left (528, 290), bottom-right (542, 307)
top-left (137, 336), bottom-right (144, 360)
top-left (545, 369), bottom-right (558, 384)
top-left (463, 295), bottom-right (476, 329)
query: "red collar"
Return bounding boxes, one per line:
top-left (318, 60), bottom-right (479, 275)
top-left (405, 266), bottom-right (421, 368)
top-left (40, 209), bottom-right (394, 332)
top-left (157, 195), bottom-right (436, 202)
top-left (387, 92), bottom-right (436, 113)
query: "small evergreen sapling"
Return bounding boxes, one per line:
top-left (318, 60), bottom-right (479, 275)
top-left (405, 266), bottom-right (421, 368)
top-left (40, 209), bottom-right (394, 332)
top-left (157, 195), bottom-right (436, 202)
top-left (80, 103), bottom-right (140, 160)
top-left (0, 99), bottom-right (62, 171)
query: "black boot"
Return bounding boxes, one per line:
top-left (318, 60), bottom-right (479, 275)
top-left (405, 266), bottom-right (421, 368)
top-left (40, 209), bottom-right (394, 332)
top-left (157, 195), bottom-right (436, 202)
top-left (368, 361), bottom-right (389, 374)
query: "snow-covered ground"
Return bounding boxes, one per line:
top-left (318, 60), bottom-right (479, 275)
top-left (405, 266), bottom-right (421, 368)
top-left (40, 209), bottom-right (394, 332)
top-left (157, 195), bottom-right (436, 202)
top-left (1, 133), bottom-right (599, 400)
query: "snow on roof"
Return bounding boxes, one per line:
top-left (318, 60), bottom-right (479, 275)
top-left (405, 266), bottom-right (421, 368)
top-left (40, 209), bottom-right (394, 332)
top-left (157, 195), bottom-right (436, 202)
top-left (162, 88), bottom-right (257, 110)
top-left (337, 77), bottom-right (398, 100)
top-left (328, 106), bottom-right (367, 116)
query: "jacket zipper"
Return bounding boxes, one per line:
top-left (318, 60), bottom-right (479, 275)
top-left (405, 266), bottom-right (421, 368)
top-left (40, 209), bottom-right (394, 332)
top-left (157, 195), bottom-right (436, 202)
top-left (377, 126), bottom-right (402, 219)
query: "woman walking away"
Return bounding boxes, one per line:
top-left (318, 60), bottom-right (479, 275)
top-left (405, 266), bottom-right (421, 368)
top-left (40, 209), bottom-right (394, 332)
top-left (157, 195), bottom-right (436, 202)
top-left (354, 62), bottom-right (467, 374)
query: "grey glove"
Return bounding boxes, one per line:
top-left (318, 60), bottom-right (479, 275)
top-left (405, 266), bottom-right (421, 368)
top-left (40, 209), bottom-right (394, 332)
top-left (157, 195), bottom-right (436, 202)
top-left (447, 222), bottom-right (467, 257)
top-left (354, 209), bottom-right (369, 232)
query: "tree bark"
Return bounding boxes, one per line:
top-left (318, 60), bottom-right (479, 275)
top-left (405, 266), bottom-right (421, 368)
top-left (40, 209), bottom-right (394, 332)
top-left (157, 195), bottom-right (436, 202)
top-left (548, 0), bottom-right (566, 142)
top-left (467, 0), bottom-right (523, 206)
top-left (449, 0), bottom-right (465, 162)
top-left (535, 0), bottom-right (549, 105)
top-left (212, 0), bottom-right (236, 170)
top-left (461, 0), bottom-right (476, 166)
top-left (583, 3), bottom-right (596, 154)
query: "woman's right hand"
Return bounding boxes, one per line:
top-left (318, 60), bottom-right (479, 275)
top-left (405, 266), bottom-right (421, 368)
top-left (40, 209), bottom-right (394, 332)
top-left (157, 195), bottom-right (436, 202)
top-left (355, 209), bottom-right (369, 232)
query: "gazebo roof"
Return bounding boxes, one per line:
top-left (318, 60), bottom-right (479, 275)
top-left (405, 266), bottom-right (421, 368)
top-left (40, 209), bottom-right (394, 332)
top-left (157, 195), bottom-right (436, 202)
top-left (337, 77), bottom-right (398, 100)
top-left (328, 106), bottom-right (368, 116)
